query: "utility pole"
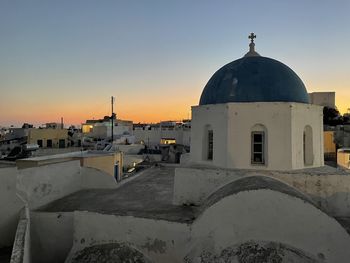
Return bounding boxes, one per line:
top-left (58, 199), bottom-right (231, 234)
top-left (111, 96), bottom-right (114, 142)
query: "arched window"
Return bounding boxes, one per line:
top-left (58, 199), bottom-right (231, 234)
top-left (251, 124), bottom-right (267, 165)
top-left (203, 125), bottom-right (213, 161)
top-left (304, 125), bottom-right (313, 166)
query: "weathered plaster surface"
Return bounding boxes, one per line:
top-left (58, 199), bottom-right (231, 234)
top-left (191, 189), bottom-right (350, 262)
top-left (65, 211), bottom-right (190, 263)
top-left (81, 167), bottom-right (117, 189)
top-left (184, 241), bottom-right (321, 263)
top-left (17, 161), bottom-right (82, 209)
top-left (191, 102), bottom-right (323, 170)
top-left (10, 208), bottom-right (30, 263)
top-left (69, 243), bottom-right (151, 263)
top-left (174, 166), bottom-right (350, 217)
top-left (0, 167), bottom-right (24, 247)
top-left (30, 212), bottom-right (74, 263)
top-left (29, 166), bottom-right (350, 262)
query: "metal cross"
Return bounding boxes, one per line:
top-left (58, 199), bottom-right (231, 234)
top-left (248, 33), bottom-right (256, 43)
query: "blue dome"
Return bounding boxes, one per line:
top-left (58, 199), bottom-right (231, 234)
top-left (199, 56), bottom-right (309, 105)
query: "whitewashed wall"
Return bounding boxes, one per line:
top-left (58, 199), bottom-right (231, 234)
top-left (174, 167), bottom-right (350, 217)
top-left (65, 211), bottom-right (191, 263)
top-left (0, 167), bottom-right (24, 247)
top-left (173, 167), bottom-right (242, 205)
top-left (134, 129), bottom-right (191, 147)
top-left (16, 161), bottom-right (82, 209)
top-left (226, 102), bottom-right (292, 170)
top-left (291, 103), bottom-right (324, 169)
top-left (190, 102), bottom-right (323, 170)
top-left (30, 212), bottom-right (74, 263)
top-left (191, 189), bottom-right (350, 262)
top-left (81, 167), bottom-right (117, 189)
top-left (32, 188), bottom-right (350, 263)
top-left (190, 103), bottom-right (228, 167)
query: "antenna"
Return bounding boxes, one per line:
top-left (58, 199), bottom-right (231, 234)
top-left (111, 96), bottom-right (114, 143)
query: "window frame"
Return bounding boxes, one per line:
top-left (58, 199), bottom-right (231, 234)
top-left (251, 131), bottom-right (265, 165)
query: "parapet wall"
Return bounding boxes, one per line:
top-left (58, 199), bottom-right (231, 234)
top-left (10, 207), bottom-right (30, 263)
top-left (174, 166), bottom-right (350, 217)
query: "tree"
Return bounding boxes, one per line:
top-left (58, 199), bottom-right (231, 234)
top-left (323, 106), bottom-right (343, 126)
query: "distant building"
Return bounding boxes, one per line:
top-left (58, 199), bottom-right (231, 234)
top-left (337, 148), bottom-right (350, 169)
top-left (82, 116), bottom-right (133, 140)
top-left (27, 124), bottom-right (68, 148)
top-left (309, 91), bottom-right (336, 108)
top-left (133, 120), bottom-right (191, 147)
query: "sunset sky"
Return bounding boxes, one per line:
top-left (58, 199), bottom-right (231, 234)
top-left (1, 0), bottom-right (349, 127)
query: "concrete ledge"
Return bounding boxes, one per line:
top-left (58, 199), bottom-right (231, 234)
top-left (10, 208), bottom-right (30, 263)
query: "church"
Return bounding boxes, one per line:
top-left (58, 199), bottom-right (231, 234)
top-left (190, 33), bottom-right (323, 170)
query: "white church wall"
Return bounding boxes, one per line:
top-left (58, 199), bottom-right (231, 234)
top-left (291, 103), bottom-right (324, 169)
top-left (0, 167), bottom-right (24, 247)
top-left (66, 211), bottom-right (191, 263)
top-left (191, 189), bottom-right (350, 262)
top-left (190, 102), bottom-right (323, 171)
top-left (16, 161), bottom-right (82, 209)
top-left (226, 102), bottom-right (293, 170)
top-left (191, 104), bottom-right (228, 168)
top-left (30, 212), bottom-right (74, 263)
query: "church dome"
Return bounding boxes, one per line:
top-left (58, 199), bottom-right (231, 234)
top-left (199, 34), bottom-right (309, 105)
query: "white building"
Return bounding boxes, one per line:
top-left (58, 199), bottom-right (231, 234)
top-left (133, 121), bottom-right (191, 147)
top-left (190, 35), bottom-right (324, 170)
top-left (82, 117), bottom-right (133, 140)
top-left (309, 91), bottom-right (336, 108)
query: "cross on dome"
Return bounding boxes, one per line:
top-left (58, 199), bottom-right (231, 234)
top-left (249, 32), bottom-right (256, 43)
top-left (245, 32), bottom-right (260, 57)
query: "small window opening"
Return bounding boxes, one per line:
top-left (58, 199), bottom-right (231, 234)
top-left (207, 130), bottom-right (213, 160)
top-left (251, 132), bottom-right (264, 164)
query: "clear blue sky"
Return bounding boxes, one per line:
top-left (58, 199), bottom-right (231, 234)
top-left (1, 0), bottom-right (349, 126)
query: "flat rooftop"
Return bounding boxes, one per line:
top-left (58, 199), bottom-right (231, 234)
top-left (38, 166), bottom-right (197, 223)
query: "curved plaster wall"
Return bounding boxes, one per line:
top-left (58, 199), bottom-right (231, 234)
top-left (189, 178), bottom-right (350, 262)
